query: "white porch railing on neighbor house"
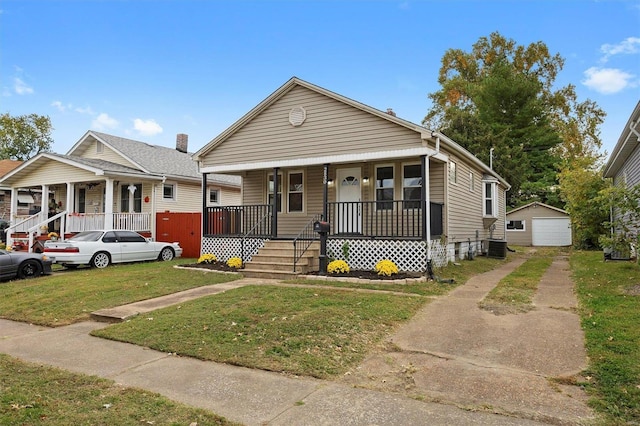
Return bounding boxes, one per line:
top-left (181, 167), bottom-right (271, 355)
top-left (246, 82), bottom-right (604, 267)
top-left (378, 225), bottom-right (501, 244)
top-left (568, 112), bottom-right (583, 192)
top-left (67, 212), bottom-right (152, 232)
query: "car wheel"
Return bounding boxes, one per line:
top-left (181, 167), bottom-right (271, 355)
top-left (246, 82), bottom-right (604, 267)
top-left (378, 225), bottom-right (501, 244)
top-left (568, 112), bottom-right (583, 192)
top-left (159, 247), bottom-right (175, 261)
top-left (91, 252), bottom-right (111, 268)
top-left (18, 260), bottom-right (42, 279)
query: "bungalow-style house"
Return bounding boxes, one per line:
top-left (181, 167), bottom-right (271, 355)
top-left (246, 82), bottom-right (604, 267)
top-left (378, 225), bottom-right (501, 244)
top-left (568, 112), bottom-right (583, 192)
top-left (193, 77), bottom-right (510, 276)
top-left (603, 100), bottom-right (640, 253)
top-left (506, 202), bottom-right (572, 246)
top-left (0, 131), bottom-right (241, 254)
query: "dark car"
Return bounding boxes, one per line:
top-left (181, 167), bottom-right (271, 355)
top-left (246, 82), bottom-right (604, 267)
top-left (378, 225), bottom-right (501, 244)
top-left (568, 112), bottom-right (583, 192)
top-left (0, 249), bottom-right (53, 281)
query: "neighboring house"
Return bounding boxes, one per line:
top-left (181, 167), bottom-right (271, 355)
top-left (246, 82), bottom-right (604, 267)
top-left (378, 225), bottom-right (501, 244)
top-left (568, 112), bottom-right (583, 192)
top-left (506, 202), bottom-right (572, 246)
top-left (193, 77), bottom-right (510, 274)
top-left (0, 131), bottom-right (241, 254)
top-left (0, 159), bottom-right (42, 220)
top-left (603, 101), bottom-right (640, 241)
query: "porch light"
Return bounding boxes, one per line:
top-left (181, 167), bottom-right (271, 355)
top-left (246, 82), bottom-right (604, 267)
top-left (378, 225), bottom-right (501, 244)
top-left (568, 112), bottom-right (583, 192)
top-left (362, 176), bottom-right (370, 184)
top-left (327, 179), bottom-right (334, 187)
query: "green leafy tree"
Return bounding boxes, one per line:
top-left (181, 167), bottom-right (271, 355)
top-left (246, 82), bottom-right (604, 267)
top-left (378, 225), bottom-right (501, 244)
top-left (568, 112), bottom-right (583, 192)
top-left (0, 113), bottom-right (54, 160)
top-left (424, 32), bottom-right (605, 208)
top-left (598, 183), bottom-right (640, 258)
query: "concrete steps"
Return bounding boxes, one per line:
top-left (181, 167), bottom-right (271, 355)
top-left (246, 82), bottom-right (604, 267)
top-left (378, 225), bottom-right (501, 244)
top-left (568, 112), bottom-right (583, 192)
top-left (241, 240), bottom-right (319, 280)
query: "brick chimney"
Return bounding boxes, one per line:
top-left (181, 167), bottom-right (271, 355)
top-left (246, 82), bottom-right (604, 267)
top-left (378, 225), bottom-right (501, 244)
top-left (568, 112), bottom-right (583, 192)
top-left (176, 133), bottom-right (188, 153)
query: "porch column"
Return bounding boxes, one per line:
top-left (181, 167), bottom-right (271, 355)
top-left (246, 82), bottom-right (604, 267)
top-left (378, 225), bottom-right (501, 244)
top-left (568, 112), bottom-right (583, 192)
top-left (271, 167), bottom-right (279, 237)
top-left (7, 187), bottom-right (18, 246)
top-left (40, 185), bottom-right (49, 221)
top-left (104, 178), bottom-right (114, 229)
top-left (64, 182), bottom-right (74, 238)
top-left (320, 163), bottom-right (330, 275)
top-left (202, 173), bottom-right (208, 236)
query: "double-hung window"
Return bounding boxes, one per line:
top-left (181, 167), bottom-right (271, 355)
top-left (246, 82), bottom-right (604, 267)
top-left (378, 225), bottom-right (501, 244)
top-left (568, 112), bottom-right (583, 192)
top-left (483, 180), bottom-right (497, 217)
top-left (402, 164), bottom-right (422, 209)
top-left (209, 189), bottom-right (220, 205)
top-left (376, 166), bottom-right (394, 210)
top-left (288, 171), bottom-right (304, 213)
top-left (268, 173), bottom-right (282, 213)
top-left (163, 183), bottom-right (176, 201)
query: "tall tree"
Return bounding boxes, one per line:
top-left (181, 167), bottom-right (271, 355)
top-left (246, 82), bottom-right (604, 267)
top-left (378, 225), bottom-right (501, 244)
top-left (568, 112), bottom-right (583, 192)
top-left (0, 113), bottom-right (54, 161)
top-left (424, 32), bottom-right (605, 208)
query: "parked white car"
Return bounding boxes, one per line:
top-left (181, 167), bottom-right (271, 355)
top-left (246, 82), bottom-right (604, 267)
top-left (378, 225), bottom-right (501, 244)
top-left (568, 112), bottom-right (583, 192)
top-left (44, 230), bottom-right (182, 269)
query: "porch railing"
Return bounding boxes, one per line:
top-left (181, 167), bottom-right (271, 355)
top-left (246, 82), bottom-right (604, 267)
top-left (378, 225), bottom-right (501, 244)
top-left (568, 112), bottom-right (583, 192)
top-left (204, 205), bottom-right (272, 237)
top-left (66, 213), bottom-right (151, 232)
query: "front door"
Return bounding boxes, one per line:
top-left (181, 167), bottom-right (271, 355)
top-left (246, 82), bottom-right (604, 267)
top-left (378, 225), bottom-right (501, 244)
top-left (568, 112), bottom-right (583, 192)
top-left (336, 167), bottom-right (362, 234)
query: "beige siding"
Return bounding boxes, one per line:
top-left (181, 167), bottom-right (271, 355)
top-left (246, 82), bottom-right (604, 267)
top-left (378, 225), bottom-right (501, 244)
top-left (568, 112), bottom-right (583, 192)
top-left (446, 154), bottom-right (485, 242)
top-left (11, 160), bottom-right (98, 187)
top-left (202, 85), bottom-right (423, 168)
top-left (506, 204), bottom-right (568, 246)
top-left (80, 138), bottom-right (138, 168)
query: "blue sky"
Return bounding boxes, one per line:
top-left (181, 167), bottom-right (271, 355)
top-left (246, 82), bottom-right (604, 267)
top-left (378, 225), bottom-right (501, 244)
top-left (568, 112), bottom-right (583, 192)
top-left (1, 0), bottom-right (639, 158)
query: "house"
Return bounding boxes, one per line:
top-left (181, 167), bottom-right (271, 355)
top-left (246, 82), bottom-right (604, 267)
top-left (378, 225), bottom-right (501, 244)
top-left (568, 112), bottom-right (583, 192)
top-left (603, 101), bottom-right (640, 256)
top-left (506, 202), bottom-right (572, 246)
top-left (0, 160), bottom-right (41, 220)
top-left (192, 77), bottom-right (510, 275)
top-left (0, 131), bottom-right (241, 255)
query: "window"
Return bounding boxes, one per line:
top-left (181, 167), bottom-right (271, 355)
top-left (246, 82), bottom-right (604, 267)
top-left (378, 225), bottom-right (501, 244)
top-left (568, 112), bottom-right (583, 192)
top-left (483, 181), bottom-right (497, 217)
top-left (288, 171), bottom-right (304, 212)
top-left (267, 173), bottom-right (282, 213)
top-left (120, 183), bottom-right (142, 212)
top-left (209, 189), bottom-right (220, 204)
top-left (507, 220), bottom-right (525, 231)
top-left (78, 188), bottom-right (86, 213)
top-left (163, 183), bottom-right (176, 201)
top-left (449, 161), bottom-right (457, 184)
top-left (403, 164), bottom-right (422, 209)
top-left (375, 166), bottom-right (394, 210)
top-left (96, 141), bottom-right (103, 153)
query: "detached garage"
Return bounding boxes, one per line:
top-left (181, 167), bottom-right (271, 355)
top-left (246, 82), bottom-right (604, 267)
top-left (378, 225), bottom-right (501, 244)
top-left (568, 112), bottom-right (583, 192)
top-left (506, 202), bottom-right (572, 247)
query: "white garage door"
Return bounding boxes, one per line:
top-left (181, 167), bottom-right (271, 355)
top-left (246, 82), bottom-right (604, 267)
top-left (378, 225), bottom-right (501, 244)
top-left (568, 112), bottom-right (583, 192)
top-left (532, 217), bottom-right (572, 246)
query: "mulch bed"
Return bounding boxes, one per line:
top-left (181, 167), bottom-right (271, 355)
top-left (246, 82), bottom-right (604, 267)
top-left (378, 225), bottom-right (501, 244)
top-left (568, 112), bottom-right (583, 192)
top-left (180, 262), bottom-right (422, 280)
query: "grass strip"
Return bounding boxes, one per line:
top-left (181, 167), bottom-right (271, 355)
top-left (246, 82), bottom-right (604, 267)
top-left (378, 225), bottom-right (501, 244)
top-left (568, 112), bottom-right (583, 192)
top-left (0, 259), bottom-right (239, 326)
top-left (571, 250), bottom-right (640, 424)
top-left (92, 285), bottom-right (427, 379)
top-left (0, 354), bottom-right (237, 426)
top-left (479, 247), bottom-right (558, 314)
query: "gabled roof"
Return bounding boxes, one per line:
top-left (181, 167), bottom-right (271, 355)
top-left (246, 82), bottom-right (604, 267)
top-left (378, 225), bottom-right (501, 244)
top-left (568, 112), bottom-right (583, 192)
top-left (604, 101), bottom-right (640, 178)
top-left (193, 76), bottom-right (509, 189)
top-left (506, 201), bottom-right (568, 216)
top-left (0, 159), bottom-right (22, 178)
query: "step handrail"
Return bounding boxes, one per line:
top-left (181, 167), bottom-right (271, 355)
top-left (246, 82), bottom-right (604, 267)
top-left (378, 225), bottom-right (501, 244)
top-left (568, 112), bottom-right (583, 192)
top-left (240, 211), bottom-right (272, 262)
top-left (293, 214), bottom-right (322, 272)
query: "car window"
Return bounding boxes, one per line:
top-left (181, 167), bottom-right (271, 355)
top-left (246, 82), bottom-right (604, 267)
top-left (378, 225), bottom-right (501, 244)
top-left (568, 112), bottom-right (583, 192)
top-left (69, 231), bottom-right (103, 241)
top-left (102, 231), bottom-right (117, 243)
top-left (115, 231), bottom-right (146, 243)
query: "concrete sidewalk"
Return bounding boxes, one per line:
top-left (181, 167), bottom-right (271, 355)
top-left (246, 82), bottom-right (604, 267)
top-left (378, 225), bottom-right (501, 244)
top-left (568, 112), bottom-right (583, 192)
top-left (0, 257), bottom-right (592, 425)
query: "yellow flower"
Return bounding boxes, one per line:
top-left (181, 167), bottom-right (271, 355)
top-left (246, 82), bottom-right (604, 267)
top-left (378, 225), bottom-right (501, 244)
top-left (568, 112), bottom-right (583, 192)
top-left (48, 232), bottom-right (59, 239)
top-left (374, 259), bottom-right (399, 276)
top-left (327, 259), bottom-right (350, 274)
top-left (197, 253), bottom-right (217, 264)
top-left (227, 257), bottom-right (243, 269)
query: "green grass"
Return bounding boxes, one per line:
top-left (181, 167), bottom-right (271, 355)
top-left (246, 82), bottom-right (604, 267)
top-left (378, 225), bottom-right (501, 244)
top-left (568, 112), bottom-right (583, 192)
top-left (479, 247), bottom-right (558, 313)
top-left (0, 354), bottom-right (237, 426)
top-left (0, 259), bottom-right (239, 326)
top-left (288, 253), bottom-right (522, 296)
top-left (571, 251), bottom-right (640, 424)
top-left (92, 285), bottom-right (427, 379)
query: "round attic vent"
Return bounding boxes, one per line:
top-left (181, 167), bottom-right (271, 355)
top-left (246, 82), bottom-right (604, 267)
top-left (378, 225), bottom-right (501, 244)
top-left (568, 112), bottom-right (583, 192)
top-left (289, 106), bottom-right (307, 127)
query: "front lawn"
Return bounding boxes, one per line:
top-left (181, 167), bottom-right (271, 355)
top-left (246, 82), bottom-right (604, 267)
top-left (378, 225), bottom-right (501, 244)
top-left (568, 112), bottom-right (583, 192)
top-left (0, 354), bottom-right (237, 426)
top-left (0, 259), bottom-right (239, 326)
top-left (93, 285), bottom-right (427, 379)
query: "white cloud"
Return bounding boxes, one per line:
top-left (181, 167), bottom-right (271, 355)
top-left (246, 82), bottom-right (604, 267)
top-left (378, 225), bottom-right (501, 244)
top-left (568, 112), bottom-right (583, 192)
top-left (92, 113), bottom-right (119, 130)
top-left (75, 106), bottom-right (95, 115)
top-left (133, 118), bottom-right (163, 136)
top-left (582, 67), bottom-right (636, 94)
top-left (600, 37), bottom-right (640, 63)
top-left (14, 77), bottom-right (33, 95)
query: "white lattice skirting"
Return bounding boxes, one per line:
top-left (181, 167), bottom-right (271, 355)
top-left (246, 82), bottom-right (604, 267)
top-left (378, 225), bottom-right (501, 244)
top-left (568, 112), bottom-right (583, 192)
top-left (327, 239), bottom-right (449, 272)
top-left (201, 237), bottom-right (267, 262)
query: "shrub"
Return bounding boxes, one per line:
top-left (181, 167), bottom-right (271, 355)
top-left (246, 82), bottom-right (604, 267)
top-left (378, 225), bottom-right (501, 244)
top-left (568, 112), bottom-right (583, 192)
top-left (375, 259), bottom-right (399, 276)
top-left (197, 253), bottom-right (217, 264)
top-left (327, 259), bottom-right (350, 274)
top-left (227, 257), bottom-right (243, 269)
